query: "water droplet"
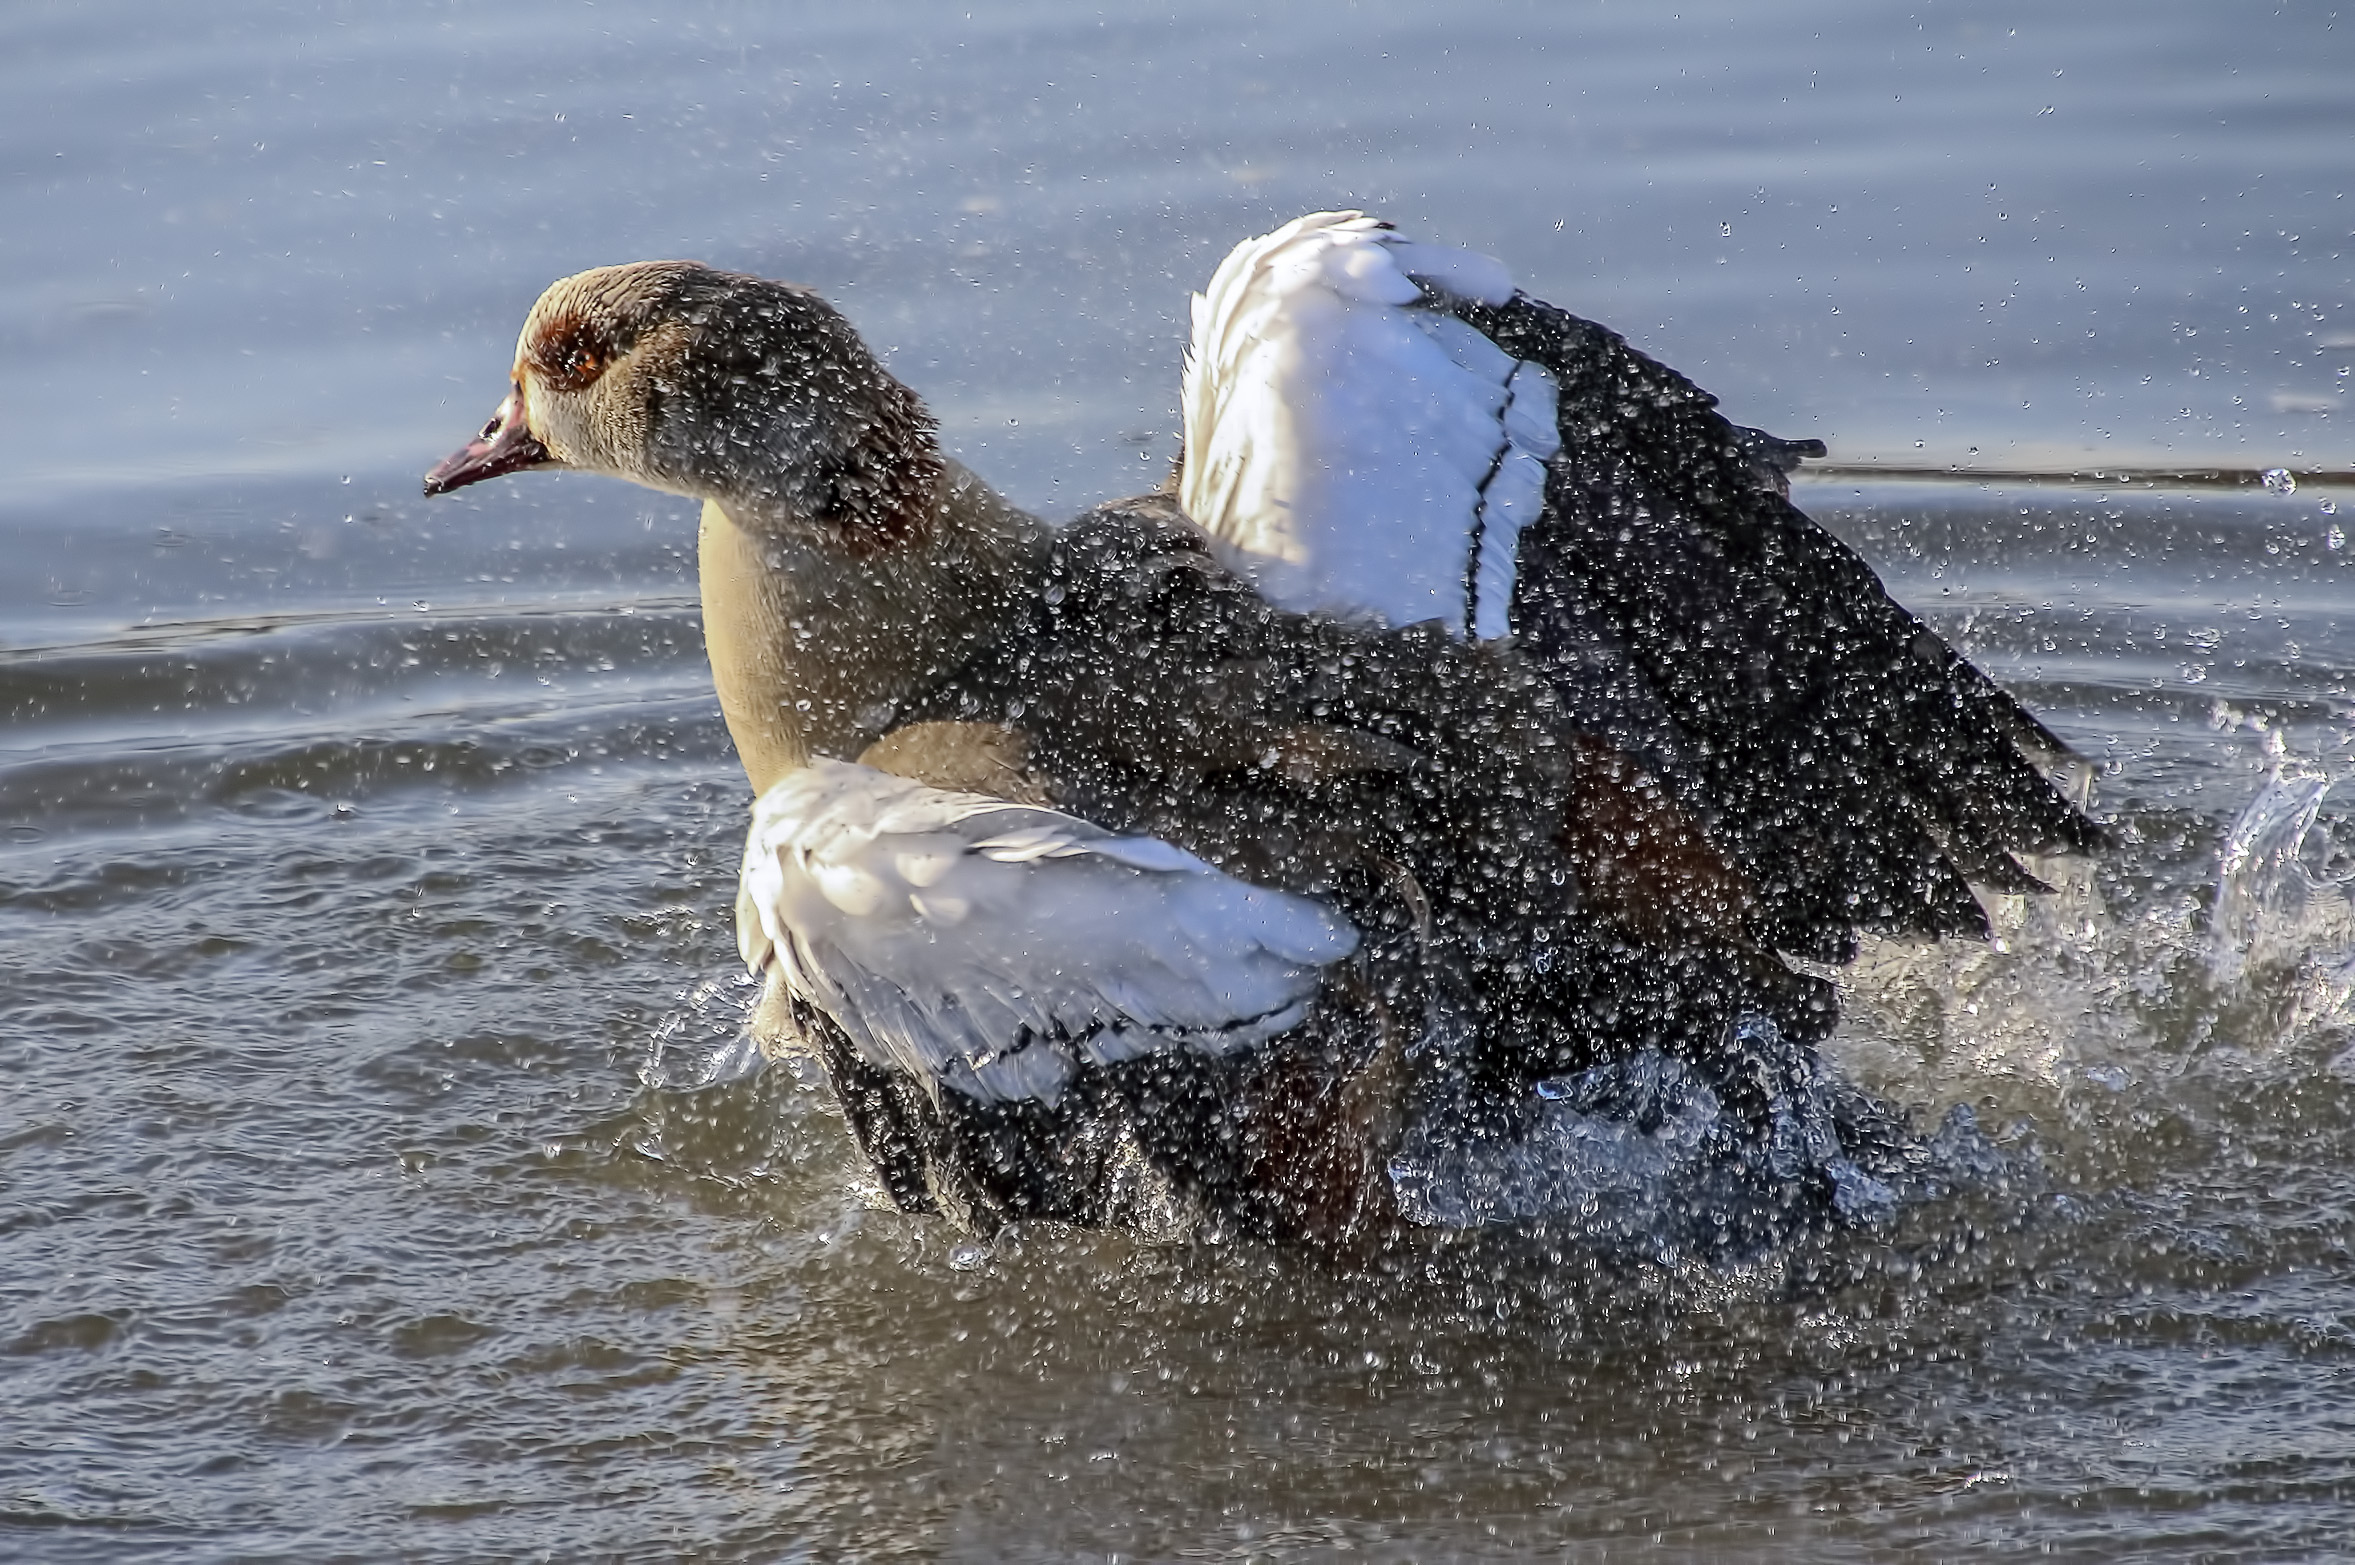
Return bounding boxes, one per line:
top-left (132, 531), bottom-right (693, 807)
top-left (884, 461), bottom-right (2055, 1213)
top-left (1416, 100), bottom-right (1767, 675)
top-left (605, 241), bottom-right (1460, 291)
top-left (2262, 467), bottom-right (2296, 496)
top-left (2327, 524), bottom-right (2345, 551)
top-left (948, 1240), bottom-right (989, 1272)
top-left (2319, 498), bottom-right (2337, 515)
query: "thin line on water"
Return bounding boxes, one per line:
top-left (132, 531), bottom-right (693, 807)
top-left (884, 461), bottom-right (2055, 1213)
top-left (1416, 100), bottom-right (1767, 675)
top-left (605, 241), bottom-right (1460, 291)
top-left (0, 593), bottom-right (702, 664)
top-left (1797, 463), bottom-right (2355, 492)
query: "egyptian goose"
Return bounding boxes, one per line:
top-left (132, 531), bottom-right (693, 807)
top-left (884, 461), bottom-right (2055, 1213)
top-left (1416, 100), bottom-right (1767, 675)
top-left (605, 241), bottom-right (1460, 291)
top-left (424, 214), bottom-right (2100, 1249)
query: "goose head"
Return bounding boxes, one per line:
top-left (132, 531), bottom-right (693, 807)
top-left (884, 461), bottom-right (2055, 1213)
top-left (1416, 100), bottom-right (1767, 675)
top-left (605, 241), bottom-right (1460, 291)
top-left (424, 261), bottom-right (944, 547)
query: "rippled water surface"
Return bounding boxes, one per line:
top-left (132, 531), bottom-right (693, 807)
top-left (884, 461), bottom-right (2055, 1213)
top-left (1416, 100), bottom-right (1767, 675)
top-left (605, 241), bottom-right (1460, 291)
top-left (5, 3), bottom-right (2354, 1559)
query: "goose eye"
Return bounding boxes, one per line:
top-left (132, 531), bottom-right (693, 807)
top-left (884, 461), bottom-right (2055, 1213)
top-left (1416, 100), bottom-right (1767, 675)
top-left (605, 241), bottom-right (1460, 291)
top-left (479, 414), bottom-right (502, 440)
top-left (529, 313), bottom-right (618, 392)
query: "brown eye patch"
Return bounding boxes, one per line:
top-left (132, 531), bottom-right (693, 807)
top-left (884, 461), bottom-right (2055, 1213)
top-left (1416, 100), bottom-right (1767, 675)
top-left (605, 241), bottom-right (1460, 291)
top-left (527, 312), bottom-right (620, 392)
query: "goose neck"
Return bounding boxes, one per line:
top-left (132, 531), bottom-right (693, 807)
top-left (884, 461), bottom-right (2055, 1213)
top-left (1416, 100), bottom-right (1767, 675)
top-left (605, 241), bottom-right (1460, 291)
top-left (696, 461), bottom-right (1045, 793)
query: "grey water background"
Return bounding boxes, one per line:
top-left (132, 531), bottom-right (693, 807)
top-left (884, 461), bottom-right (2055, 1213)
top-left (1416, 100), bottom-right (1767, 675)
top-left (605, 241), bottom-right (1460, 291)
top-left (4, 0), bottom-right (2354, 1557)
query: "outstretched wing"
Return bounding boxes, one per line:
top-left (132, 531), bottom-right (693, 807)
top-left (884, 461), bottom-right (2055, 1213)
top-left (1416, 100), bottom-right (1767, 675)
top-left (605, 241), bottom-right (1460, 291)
top-left (736, 759), bottom-right (1360, 1106)
top-left (1460, 289), bottom-right (2104, 956)
top-left (1177, 210), bottom-right (1701, 803)
top-left (1180, 211), bottom-right (1560, 641)
top-left (1177, 210), bottom-right (2103, 959)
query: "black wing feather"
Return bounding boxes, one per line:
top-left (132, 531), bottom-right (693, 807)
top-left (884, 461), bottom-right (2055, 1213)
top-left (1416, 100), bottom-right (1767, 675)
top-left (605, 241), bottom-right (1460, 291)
top-left (1459, 292), bottom-right (2106, 959)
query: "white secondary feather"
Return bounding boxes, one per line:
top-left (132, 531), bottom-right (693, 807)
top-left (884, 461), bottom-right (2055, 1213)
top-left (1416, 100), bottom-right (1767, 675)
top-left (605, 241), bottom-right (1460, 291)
top-left (735, 759), bottom-right (1361, 1106)
top-left (1179, 211), bottom-right (1562, 641)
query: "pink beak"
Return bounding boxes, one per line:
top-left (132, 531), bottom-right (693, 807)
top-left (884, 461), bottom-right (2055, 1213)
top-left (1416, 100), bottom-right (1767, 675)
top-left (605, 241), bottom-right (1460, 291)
top-left (424, 385), bottom-right (552, 495)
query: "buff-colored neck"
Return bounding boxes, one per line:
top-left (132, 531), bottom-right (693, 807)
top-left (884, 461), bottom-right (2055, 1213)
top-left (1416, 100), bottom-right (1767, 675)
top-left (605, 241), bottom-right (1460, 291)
top-left (697, 459), bottom-right (1046, 793)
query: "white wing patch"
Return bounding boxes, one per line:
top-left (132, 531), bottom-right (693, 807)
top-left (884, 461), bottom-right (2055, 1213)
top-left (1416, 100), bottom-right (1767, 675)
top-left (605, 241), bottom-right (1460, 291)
top-left (1179, 211), bottom-right (1562, 641)
top-left (735, 759), bottom-right (1360, 1106)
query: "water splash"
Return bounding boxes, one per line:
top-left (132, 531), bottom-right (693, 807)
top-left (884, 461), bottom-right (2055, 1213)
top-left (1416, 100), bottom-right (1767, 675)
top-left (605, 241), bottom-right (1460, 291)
top-left (1833, 751), bottom-right (2355, 1128)
top-left (641, 972), bottom-right (770, 1090)
top-left (2204, 763), bottom-right (2355, 1045)
top-left (1837, 846), bottom-right (2128, 1094)
top-left (2208, 765), bottom-right (2332, 985)
top-left (1388, 1019), bottom-right (2001, 1262)
top-left (1389, 1050), bottom-right (1726, 1240)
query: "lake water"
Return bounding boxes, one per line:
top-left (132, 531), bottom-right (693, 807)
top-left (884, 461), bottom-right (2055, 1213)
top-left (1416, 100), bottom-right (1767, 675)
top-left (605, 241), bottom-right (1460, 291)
top-left (5, 2), bottom-right (2354, 1558)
